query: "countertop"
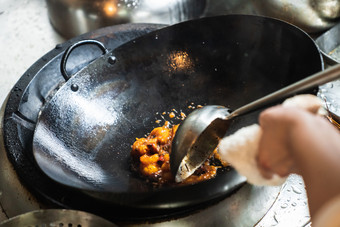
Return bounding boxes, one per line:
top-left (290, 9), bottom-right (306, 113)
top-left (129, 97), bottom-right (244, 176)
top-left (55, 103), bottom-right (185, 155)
top-left (0, 0), bottom-right (337, 226)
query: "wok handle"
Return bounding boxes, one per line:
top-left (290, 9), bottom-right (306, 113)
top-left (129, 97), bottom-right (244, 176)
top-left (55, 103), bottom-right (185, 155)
top-left (60, 40), bottom-right (109, 81)
top-left (229, 63), bottom-right (340, 118)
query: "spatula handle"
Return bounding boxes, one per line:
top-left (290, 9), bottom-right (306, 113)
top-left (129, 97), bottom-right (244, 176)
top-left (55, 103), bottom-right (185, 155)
top-left (229, 64), bottom-right (340, 118)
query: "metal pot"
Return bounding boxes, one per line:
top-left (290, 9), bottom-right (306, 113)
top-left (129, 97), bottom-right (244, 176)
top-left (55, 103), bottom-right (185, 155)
top-left (252, 0), bottom-right (340, 33)
top-left (32, 15), bottom-right (323, 209)
top-left (46, 0), bottom-right (206, 39)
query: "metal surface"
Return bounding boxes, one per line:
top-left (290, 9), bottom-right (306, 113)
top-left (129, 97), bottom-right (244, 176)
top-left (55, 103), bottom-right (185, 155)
top-left (0, 7), bottom-right (280, 223)
top-left (60, 40), bottom-right (109, 80)
top-left (315, 23), bottom-right (340, 117)
top-left (1, 20), bottom-right (170, 220)
top-left (126, 183), bottom-right (281, 227)
top-left (172, 63), bottom-right (340, 181)
top-left (316, 22), bottom-right (340, 65)
top-left (1, 0), bottom-right (338, 226)
top-left (0, 94), bottom-right (281, 226)
top-left (46, 0), bottom-right (206, 39)
top-left (0, 93), bottom-right (276, 226)
top-left (0, 209), bottom-right (115, 227)
top-left (32, 14), bottom-right (322, 209)
top-left (0, 98), bottom-right (293, 226)
top-left (171, 105), bottom-right (232, 182)
top-left (310, 0), bottom-right (340, 19)
top-left (252, 0), bottom-right (339, 33)
top-left (0, 97), bottom-right (45, 219)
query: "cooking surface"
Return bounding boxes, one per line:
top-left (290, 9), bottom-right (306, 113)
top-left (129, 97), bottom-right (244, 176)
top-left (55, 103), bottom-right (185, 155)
top-left (28, 14), bottom-right (321, 213)
top-left (2, 0), bottom-right (340, 226)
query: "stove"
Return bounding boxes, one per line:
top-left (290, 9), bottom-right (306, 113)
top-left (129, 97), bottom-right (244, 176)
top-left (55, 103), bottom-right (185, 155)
top-left (0, 19), bottom-right (286, 226)
top-left (3, 0), bottom-right (336, 226)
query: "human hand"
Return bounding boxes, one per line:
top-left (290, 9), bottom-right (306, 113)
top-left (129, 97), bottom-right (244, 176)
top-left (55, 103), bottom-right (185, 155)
top-left (256, 106), bottom-right (333, 179)
top-left (257, 102), bottom-right (340, 216)
top-left (257, 106), bottom-right (300, 179)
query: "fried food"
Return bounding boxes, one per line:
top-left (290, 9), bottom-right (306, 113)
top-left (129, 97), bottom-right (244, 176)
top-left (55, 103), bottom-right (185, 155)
top-left (131, 121), bottom-right (227, 186)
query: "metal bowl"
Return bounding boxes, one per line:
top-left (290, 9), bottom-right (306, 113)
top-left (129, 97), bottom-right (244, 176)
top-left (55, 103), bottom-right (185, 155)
top-left (46, 0), bottom-right (206, 39)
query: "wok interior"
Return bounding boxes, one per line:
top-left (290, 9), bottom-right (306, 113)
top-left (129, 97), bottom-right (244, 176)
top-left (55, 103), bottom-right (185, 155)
top-left (100, 15), bottom-right (321, 189)
top-left (33, 15), bottom-right (322, 207)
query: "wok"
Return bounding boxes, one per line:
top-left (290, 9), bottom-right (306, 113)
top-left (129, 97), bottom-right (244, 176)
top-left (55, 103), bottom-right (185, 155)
top-left (33, 15), bottom-right (323, 209)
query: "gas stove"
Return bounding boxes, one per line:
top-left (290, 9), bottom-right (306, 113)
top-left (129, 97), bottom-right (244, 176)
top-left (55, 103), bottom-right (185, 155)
top-left (0, 19), bottom-right (287, 226)
top-left (3, 0), bottom-right (335, 226)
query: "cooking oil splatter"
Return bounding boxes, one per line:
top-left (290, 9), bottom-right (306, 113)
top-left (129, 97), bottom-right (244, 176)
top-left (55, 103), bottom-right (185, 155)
top-left (169, 112), bottom-right (175, 118)
top-left (154, 103), bottom-right (203, 124)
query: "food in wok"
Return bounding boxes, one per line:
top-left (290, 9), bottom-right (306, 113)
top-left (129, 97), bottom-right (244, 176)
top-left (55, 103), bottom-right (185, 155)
top-left (130, 119), bottom-right (229, 186)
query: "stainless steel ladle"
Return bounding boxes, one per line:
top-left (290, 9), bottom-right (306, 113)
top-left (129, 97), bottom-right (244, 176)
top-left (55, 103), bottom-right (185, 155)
top-left (170, 63), bottom-right (340, 182)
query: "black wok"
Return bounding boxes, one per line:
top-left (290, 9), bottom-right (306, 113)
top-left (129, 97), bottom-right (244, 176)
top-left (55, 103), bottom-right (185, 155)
top-left (33, 15), bottom-right (323, 209)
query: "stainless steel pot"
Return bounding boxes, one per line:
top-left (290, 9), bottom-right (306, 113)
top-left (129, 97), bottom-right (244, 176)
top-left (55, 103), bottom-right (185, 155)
top-left (252, 0), bottom-right (340, 33)
top-left (0, 209), bottom-right (115, 227)
top-left (46, 0), bottom-right (206, 39)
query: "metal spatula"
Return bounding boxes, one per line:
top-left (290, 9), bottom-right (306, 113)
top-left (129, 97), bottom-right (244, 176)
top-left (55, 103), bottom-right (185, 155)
top-left (171, 63), bottom-right (340, 182)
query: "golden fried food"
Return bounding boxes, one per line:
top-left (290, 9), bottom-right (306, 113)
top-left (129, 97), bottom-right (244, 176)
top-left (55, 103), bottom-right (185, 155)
top-left (131, 121), bottom-right (227, 186)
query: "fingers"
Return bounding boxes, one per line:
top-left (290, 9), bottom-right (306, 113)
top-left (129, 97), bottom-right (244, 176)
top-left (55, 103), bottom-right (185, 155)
top-left (256, 154), bottom-right (274, 179)
top-left (257, 106), bottom-right (300, 179)
top-left (257, 103), bottom-right (338, 183)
